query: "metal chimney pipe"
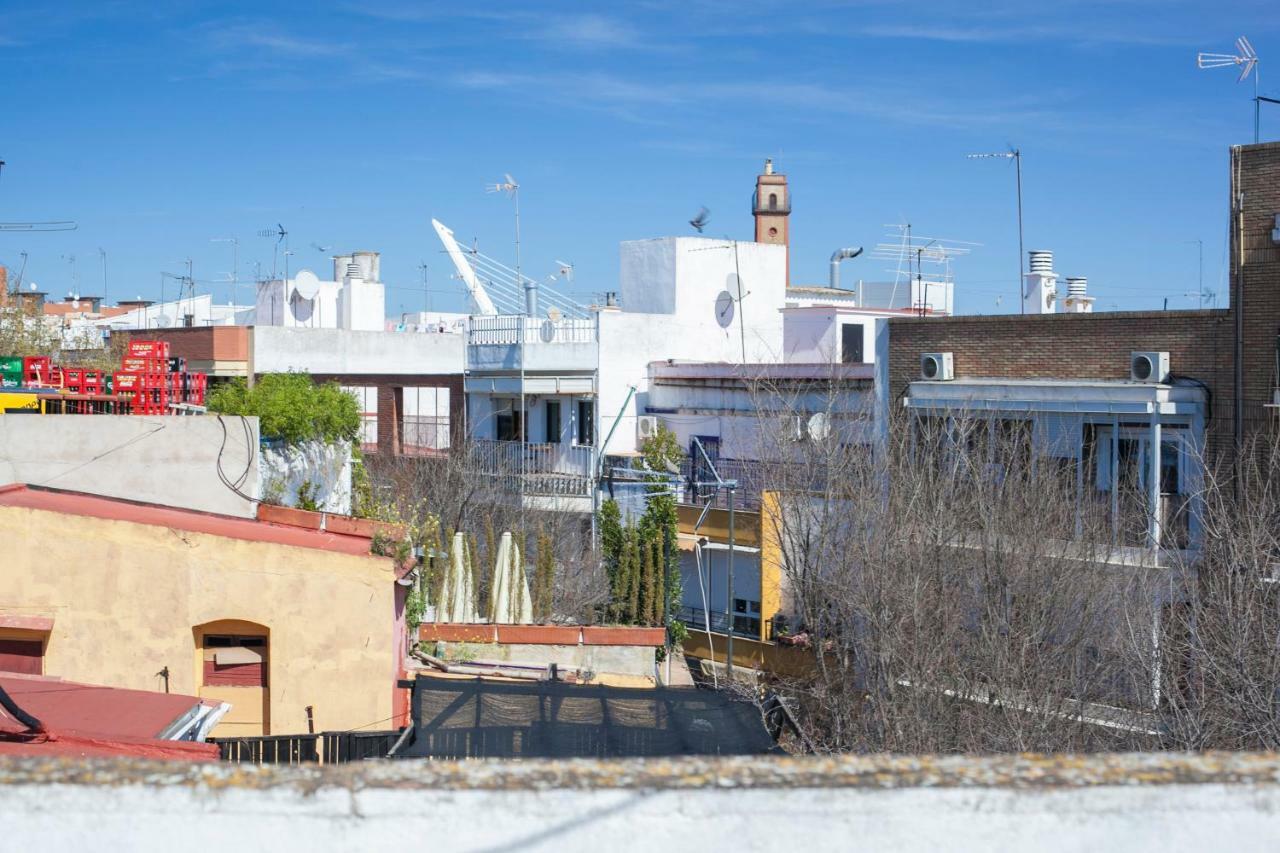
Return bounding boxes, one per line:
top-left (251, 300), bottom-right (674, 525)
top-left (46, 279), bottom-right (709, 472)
top-left (525, 278), bottom-right (538, 317)
top-left (829, 247), bottom-right (864, 290)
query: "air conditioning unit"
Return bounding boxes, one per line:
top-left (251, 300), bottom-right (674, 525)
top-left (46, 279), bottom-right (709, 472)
top-left (1130, 351), bottom-right (1170, 383)
top-left (920, 352), bottom-right (954, 381)
top-left (636, 416), bottom-right (659, 442)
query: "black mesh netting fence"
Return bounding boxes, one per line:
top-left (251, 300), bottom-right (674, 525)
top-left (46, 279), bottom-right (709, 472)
top-left (397, 678), bottom-right (779, 759)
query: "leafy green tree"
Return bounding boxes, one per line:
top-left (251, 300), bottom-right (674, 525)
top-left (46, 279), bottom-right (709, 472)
top-left (207, 373), bottom-right (359, 444)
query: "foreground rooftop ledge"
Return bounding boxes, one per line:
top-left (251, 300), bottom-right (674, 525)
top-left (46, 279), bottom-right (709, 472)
top-left (2, 752), bottom-right (1280, 792)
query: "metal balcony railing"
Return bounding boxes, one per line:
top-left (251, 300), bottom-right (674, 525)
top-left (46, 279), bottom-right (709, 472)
top-left (468, 439), bottom-right (595, 497)
top-left (675, 605), bottom-right (760, 640)
top-left (468, 316), bottom-right (597, 346)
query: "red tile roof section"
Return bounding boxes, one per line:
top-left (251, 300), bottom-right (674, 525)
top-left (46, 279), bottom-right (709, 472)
top-left (0, 484), bottom-right (380, 558)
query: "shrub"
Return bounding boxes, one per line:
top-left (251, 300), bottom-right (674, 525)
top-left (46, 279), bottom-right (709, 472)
top-left (207, 373), bottom-right (359, 444)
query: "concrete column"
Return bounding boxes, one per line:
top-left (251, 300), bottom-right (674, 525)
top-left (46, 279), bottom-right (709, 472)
top-left (1148, 409), bottom-right (1162, 552)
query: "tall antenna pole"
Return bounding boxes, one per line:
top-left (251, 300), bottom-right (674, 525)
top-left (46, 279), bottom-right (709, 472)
top-left (419, 262), bottom-right (429, 313)
top-left (1014, 149), bottom-right (1025, 314)
top-left (98, 248), bottom-right (107, 303)
top-left (968, 149), bottom-right (1024, 313)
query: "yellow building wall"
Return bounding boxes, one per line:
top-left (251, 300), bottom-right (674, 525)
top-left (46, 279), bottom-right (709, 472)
top-left (0, 505), bottom-right (396, 736)
top-left (758, 491), bottom-right (785, 641)
top-left (677, 492), bottom-right (805, 675)
top-left (681, 631), bottom-right (813, 679)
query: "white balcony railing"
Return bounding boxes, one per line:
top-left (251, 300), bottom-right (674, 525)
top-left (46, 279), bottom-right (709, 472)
top-left (468, 439), bottom-right (595, 497)
top-left (468, 315), bottom-right (597, 346)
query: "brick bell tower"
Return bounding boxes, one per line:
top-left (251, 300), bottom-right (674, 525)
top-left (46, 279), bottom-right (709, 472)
top-left (753, 158), bottom-right (791, 285)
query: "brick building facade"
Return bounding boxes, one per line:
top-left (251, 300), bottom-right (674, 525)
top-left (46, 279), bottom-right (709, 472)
top-left (886, 140), bottom-right (1280, 467)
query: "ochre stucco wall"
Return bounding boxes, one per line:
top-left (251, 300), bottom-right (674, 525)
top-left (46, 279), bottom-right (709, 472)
top-left (0, 506), bottom-right (396, 736)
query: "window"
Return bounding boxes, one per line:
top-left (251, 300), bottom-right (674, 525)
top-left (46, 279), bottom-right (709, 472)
top-left (840, 323), bottom-right (864, 363)
top-left (203, 635), bottom-right (267, 687)
top-left (401, 386), bottom-right (450, 455)
top-left (545, 400), bottom-right (561, 443)
top-left (733, 598), bottom-right (761, 638)
top-left (0, 637), bottom-right (43, 675)
top-left (576, 399), bottom-right (594, 445)
top-left (768, 192), bottom-right (778, 211)
top-left (496, 400), bottom-right (523, 442)
top-left (341, 386), bottom-right (378, 451)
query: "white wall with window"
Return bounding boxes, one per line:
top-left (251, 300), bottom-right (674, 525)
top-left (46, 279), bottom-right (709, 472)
top-left (401, 386), bottom-right (450, 454)
top-left (340, 385), bottom-right (378, 452)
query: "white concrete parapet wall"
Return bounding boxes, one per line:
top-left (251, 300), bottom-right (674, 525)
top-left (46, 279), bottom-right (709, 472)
top-left (260, 439), bottom-right (352, 515)
top-left (0, 414), bottom-right (260, 517)
top-left (252, 326), bottom-right (465, 376)
top-left (3, 752), bottom-right (1280, 851)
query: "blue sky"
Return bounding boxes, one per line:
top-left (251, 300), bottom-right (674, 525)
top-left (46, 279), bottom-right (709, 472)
top-left (0, 1), bottom-right (1275, 316)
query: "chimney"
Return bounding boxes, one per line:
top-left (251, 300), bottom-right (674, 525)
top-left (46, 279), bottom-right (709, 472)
top-left (1023, 250), bottom-right (1058, 315)
top-left (1062, 277), bottom-right (1094, 313)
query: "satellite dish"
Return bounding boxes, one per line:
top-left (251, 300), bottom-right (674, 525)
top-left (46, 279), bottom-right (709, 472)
top-left (547, 307), bottom-right (562, 322)
top-left (293, 269), bottom-right (321, 300)
top-left (539, 319), bottom-right (556, 343)
top-left (155, 314), bottom-right (174, 328)
top-left (807, 412), bottom-right (831, 442)
top-left (714, 290), bottom-right (735, 328)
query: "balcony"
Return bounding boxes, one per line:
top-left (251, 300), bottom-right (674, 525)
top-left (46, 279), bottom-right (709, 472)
top-left (466, 316), bottom-right (598, 374)
top-left (674, 605), bottom-right (761, 640)
top-left (468, 439), bottom-right (595, 498)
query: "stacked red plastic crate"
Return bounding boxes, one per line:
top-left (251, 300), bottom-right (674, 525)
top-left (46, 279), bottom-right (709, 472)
top-left (114, 340), bottom-right (207, 413)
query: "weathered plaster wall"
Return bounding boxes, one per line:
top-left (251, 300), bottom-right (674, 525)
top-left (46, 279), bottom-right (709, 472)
top-left (260, 439), bottom-right (352, 515)
top-left (0, 506), bottom-right (396, 735)
top-left (0, 415), bottom-right (260, 517)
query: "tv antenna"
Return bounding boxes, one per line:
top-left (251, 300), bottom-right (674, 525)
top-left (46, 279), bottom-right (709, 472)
top-left (258, 223), bottom-right (288, 280)
top-left (1198, 36), bottom-right (1263, 143)
top-left (486, 173), bottom-right (525, 312)
top-left (11, 251), bottom-right (28, 293)
top-left (62, 253), bottom-right (78, 297)
top-left (869, 224), bottom-right (977, 313)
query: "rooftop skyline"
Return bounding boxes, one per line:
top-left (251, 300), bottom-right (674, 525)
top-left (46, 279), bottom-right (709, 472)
top-left (0, 1), bottom-right (1275, 315)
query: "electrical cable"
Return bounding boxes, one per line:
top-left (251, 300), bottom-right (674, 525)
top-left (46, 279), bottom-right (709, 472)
top-left (215, 414), bottom-right (258, 503)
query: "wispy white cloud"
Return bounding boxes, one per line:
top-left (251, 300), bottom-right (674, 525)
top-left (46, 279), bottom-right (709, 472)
top-left (204, 21), bottom-right (346, 57)
top-left (451, 68), bottom-right (1066, 130)
top-left (532, 14), bottom-right (643, 50)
